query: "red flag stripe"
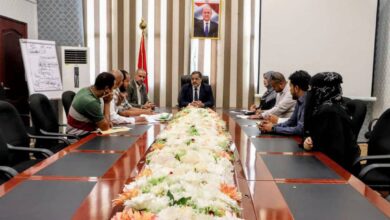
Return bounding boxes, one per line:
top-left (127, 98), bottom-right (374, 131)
top-left (137, 34), bottom-right (149, 93)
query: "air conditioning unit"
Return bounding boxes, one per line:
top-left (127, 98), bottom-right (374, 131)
top-left (59, 46), bottom-right (90, 92)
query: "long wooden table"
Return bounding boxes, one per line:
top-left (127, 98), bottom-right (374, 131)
top-left (0, 108), bottom-right (389, 220)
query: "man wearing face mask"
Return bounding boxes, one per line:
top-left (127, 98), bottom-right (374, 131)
top-left (178, 71), bottom-right (214, 108)
top-left (66, 72), bottom-right (114, 136)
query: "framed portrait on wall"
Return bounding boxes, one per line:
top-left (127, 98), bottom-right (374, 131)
top-left (192, 0), bottom-right (221, 39)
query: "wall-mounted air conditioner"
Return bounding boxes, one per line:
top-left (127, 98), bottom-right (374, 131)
top-left (59, 46), bottom-right (90, 92)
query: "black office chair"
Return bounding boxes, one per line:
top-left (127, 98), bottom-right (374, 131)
top-left (0, 132), bottom-right (52, 184)
top-left (62, 90), bottom-right (76, 116)
top-left (345, 99), bottom-right (367, 140)
top-left (29, 94), bottom-right (79, 149)
top-left (353, 108), bottom-right (390, 190)
top-left (0, 100), bottom-right (68, 154)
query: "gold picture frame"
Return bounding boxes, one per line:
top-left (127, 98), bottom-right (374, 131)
top-left (191, 0), bottom-right (221, 40)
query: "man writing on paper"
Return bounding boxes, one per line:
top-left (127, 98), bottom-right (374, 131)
top-left (66, 72), bottom-right (114, 136)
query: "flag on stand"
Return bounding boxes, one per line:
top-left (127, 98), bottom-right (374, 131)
top-left (137, 34), bottom-right (148, 93)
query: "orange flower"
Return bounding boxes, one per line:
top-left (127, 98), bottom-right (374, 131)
top-left (220, 183), bottom-right (241, 201)
top-left (111, 209), bottom-right (156, 220)
top-left (136, 168), bottom-right (152, 180)
top-left (218, 151), bottom-right (232, 161)
top-left (112, 188), bottom-right (140, 206)
top-left (151, 142), bottom-right (165, 151)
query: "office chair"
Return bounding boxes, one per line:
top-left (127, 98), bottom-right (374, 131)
top-left (29, 94), bottom-right (79, 149)
top-left (0, 100), bottom-right (68, 153)
top-left (62, 90), bottom-right (76, 116)
top-left (353, 108), bottom-right (390, 190)
top-left (0, 132), bottom-right (52, 184)
top-left (345, 99), bottom-right (367, 140)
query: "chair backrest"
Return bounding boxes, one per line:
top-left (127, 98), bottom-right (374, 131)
top-left (62, 91), bottom-right (76, 116)
top-left (0, 101), bottom-right (30, 147)
top-left (29, 93), bottom-right (59, 133)
top-left (345, 99), bottom-right (367, 139)
top-left (368, 108), bottom-right (390, 156)
top-left (180, 75), bottom-right (209, 87)
top-left (0, 133), bottom-right (10, 166)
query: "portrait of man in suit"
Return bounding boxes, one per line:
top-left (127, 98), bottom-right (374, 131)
top-left (192, 1), bottom-right (220, 39)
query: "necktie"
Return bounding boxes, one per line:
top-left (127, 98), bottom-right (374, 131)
top-left (194, 87), bottom-right (199, 101)
top-left (205, 23), bottom-right (209, 36)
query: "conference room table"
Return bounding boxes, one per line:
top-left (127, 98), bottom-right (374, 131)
top-left (0, 108), bottom-right (390, 220)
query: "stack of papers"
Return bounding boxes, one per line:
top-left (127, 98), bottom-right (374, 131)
top-left (97, 126), bottom-right (131, 135)
top-left (141, 113), bottom-right (173, 123)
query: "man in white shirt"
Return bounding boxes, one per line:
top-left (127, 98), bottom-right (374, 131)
top-left (108, 70), bottom-right (146, 125)
top-left (250, 72), bottom-right (296, 119)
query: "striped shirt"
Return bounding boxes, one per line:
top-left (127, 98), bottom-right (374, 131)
top-left (66, 87), bottom-right (104, 136)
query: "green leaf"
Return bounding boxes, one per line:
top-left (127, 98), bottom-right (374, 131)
top-left (175, 197), bottom-right (192, 206)
top-left (149, 176), bottom-right (166, 186)
top-left (167, 190), bottom-right (174, 201)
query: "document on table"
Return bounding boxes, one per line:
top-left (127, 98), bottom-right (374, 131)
top-left (97, 126), bottom-right (131, 135)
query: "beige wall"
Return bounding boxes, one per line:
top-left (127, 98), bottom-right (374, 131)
top-left (0, 0), bottom-right (38, 39)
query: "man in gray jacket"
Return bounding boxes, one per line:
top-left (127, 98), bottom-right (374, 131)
top-left (127, 69), bottom-right (155, 109)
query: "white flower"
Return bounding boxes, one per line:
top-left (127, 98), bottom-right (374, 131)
top-left (117, 107), bottom-right (242, 219)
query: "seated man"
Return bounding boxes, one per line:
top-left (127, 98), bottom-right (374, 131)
top-left (109, 70), bottom-right (146, 125)
top-left (178, 71), bottom-right (214, 108)
top-left (116, 70), bottom-right (153, 117)
top-left (66, 72), bottom-right (114, 136)
top-left (259, 70), bottom-right (311, 136)
top-left (250, 72), bottom-right (295, 119)
top-left (127, 68), bottom-right (155, 109)
top-left (249, 71), bottom-right (277, 112)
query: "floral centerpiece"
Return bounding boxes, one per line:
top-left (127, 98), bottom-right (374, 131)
top-left (112, 107), bottom-right (242, 220)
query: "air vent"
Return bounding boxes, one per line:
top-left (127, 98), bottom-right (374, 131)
top-left (64, 50), bottom-right (87, 64)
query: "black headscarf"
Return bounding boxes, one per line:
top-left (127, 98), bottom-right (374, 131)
top-left (310, 72), bottom-right (343, 111)
top-left (304, 72), bottom-right (344, 136)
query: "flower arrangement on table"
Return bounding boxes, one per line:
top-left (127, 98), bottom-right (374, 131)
top-left (111, 107), bottom-right (243, 220)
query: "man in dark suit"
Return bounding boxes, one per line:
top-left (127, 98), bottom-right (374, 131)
top-left (178, 71), bottom-right (214, 108)
top-left (127, 69), bottom-right (155, 109)
top-left (193, 4), bottom-right (218, 38)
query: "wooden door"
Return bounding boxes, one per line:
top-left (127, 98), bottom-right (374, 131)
top-left (0, 15), bottom-right (29, 122)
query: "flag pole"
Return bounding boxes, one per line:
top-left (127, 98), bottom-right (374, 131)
top-left (139, 19), bottom-right (147, 69)
top-left (139, 18), bottom-right (147, 36)
top-left (138, 18), bottom-right (149, 92)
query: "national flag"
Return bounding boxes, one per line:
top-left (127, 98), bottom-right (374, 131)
top-left (137, 34), bottom-right (148, 93)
